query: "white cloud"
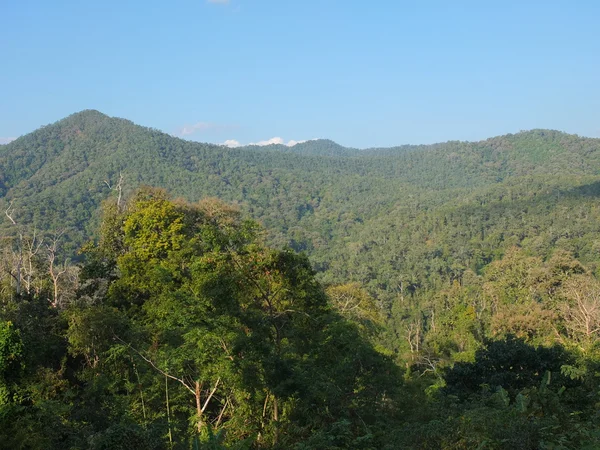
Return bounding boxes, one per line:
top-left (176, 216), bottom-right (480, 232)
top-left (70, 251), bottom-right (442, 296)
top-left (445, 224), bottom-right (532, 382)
top-left (251, 137), bottom-right (285, 146)
top-left (222, 139), bottom-right (241, 148)
top-left (220, 137), bottom-right (308, 148)
top-left (248, 137), bottom-right (308, 147)
top-left (0, 137), bottom-right (16, 145)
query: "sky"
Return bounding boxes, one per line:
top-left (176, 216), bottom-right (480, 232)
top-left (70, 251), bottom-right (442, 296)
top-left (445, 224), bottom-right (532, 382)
top-left (1, 0), bottom-right (599, 148)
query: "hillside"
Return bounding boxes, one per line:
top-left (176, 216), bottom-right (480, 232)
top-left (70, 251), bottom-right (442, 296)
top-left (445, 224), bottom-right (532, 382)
top-left (3, 111), bottom-right (600, 448)
top-left (1, 111), bottom-right (599, 291)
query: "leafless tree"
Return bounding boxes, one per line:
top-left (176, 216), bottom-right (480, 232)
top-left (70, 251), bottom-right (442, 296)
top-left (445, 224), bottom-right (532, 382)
top-left (416, 352), bottom-right (445, 380)
top-left (46, 229), bottom-right (72, 308)
top-left (3, 201), bottom-right (79, 304)
top-left (4, 201), bottom-right (23, 296)
top-left (406, 317), bottom-right (422, 355)
top-left (22, 229), bottom-right (44, 295)
top-left (4, 200), bottom-right (17, 226)
top-left (560, 275), bottom-right (600, 344)
top-left (105, 171), bottom-right (125, 210)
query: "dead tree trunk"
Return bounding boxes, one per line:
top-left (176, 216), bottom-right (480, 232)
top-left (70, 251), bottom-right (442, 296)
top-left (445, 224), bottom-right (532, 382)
top-left (23, 230), bottom-right (43, 295)
top-left (195, 381), bottom-right (204, 433)
top-left (47, 230), bottom-right (68, 308)
top-left (4, 201), bottom-right (22, 296)
top-left (105, 172), bottom-right (125, 211)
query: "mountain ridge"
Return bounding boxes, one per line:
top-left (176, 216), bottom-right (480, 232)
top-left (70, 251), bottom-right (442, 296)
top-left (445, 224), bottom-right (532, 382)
top-left (2, 110), bottom-right (600, 304)
top-left (6, 109), bottom-right (598, 154)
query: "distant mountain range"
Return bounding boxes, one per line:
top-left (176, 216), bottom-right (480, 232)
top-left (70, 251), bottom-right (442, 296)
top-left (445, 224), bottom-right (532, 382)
top-left (2, 110), bottom-right (600, 301)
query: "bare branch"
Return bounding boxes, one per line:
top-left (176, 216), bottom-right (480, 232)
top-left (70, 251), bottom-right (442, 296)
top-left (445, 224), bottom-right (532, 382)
top-left (4, 201), bottom-right (16, 225)
top-left (215, 396), bottom-right (230, 428)
top-left (114, 335), bottom-right (196, 395)
top-left (219, 338), bottom-right (234, 361)
top-left (201, 378), bottom-right (221, 413)
top-left (105, 171), bottom-right (125, 209)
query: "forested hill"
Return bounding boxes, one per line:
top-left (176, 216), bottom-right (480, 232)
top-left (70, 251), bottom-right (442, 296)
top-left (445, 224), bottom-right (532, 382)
top-left (4, 111), bottom-right (600, 447)
top-left (2, 110), bottom-right (600, 301)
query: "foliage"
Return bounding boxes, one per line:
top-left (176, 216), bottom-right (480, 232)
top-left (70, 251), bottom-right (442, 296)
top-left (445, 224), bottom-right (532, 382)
top-left (1, 111), bottom-right (600, 446)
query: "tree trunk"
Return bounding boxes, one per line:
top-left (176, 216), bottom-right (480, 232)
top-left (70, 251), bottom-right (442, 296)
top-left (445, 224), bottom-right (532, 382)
top-left (165, 376), bottom-right (173, 449)
top-left (195, 380), bottom-right (203, 433)
top-left (273, 395), bottom-right (279, 444)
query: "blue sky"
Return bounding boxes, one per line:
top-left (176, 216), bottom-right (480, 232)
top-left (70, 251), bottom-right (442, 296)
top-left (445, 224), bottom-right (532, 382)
top-left (1, 0), bottom-right (599, 148)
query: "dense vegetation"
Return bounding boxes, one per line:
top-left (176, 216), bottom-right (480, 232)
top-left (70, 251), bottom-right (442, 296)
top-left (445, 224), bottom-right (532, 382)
top-left (1, 111), bottom-right (600, 448)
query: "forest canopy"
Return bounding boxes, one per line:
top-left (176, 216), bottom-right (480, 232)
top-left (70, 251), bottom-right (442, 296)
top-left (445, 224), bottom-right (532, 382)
top-left (1, 112), bottom-right (600, 448)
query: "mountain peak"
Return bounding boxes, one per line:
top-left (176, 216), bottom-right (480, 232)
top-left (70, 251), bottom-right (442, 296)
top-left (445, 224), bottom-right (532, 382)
top-left (68, 109), bottom-right (108, 118)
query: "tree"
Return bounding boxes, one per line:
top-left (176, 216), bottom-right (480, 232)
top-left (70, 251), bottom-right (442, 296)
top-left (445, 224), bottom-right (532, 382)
top-left (326, 282), bottom-right (383, 340)
top-left (0, 320), bottom-right (24, 405)
top-left (559, 275), bottom-right (600, 346)
top-left (73, 188), bottom-right (402, 447)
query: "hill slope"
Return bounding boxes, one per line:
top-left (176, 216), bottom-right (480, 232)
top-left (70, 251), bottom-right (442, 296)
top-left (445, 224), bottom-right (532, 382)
top-left (2, 110), bottom-right (600, 303)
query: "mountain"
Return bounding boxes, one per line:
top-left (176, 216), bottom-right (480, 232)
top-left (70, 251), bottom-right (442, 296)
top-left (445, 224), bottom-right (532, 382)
top-left (244, 138), bottom-right (360, 157)
top-left (2, 110), bottom-right (600, 303)
top-left (5, 111), bottom-right (600, 447)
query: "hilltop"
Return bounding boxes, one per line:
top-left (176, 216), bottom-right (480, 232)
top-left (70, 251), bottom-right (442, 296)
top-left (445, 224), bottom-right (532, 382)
top-left (3, 111), bottom-right (600, 447)
top-left (2, 110), bottom-right (600, 302)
